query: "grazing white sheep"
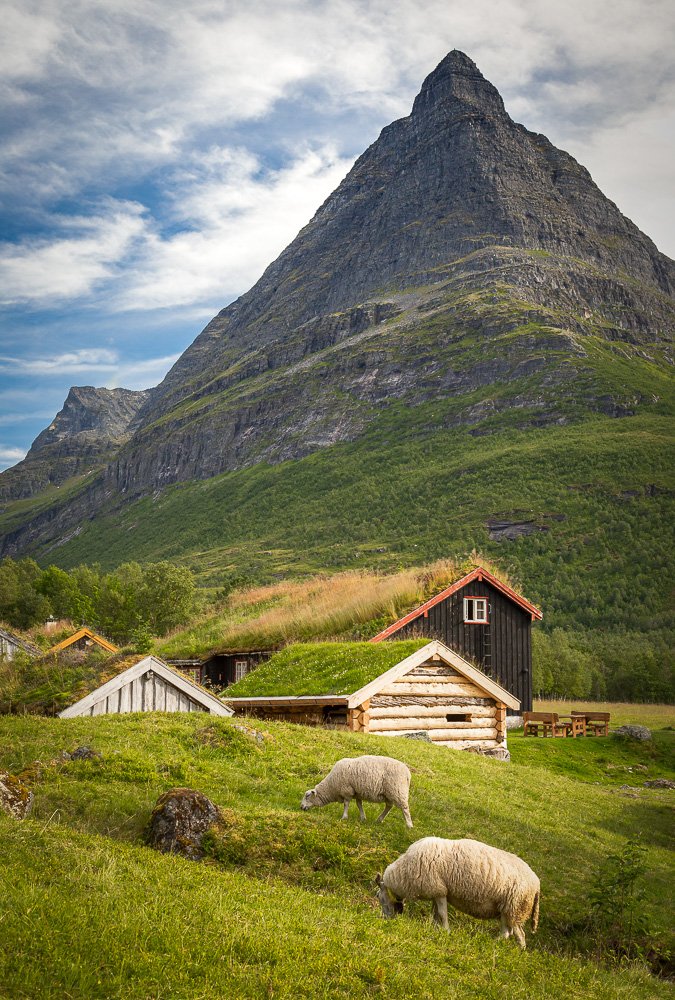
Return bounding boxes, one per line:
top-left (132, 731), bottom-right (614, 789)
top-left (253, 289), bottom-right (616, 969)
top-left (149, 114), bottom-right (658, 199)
top-left (301, 755), bottom-right (413, 827)
top-left (377, 836), bottom-right (539, 948)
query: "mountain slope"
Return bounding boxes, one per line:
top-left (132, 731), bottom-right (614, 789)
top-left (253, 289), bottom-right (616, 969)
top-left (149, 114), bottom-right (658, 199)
top-left (0, 50), bottom-right (673, 636)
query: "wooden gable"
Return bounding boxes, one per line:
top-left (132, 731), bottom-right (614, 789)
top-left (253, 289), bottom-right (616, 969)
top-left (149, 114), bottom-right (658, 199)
top-left (349, 640), bottom-right (520, 711)
top-left (48, 627), bottom-right (119, 655)
top-left (58, 656), bottom-right (233, 718)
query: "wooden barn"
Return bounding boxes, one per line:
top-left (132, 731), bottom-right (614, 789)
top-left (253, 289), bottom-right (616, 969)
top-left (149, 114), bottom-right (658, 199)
top-left (58, 655), bottom-right (233, 718)
top-left (48, 626), bottom-right (119, 656)
top-left (0, 626), bottom-right (40, 661)
top-left (370, 566), bottom-right (541, 713)
top-left (224, 640), bottom-right (519, 751)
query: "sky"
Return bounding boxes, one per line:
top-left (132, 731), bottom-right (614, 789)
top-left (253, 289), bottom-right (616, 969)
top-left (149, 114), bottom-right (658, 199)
top-left (1, 0), bottom-right (674, 472)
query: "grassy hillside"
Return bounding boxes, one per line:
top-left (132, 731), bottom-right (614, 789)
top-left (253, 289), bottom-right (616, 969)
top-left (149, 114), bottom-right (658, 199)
top-left (1, 708), bottom-right (673, 997)
top-left (6, 408), bottom-right (672, 643)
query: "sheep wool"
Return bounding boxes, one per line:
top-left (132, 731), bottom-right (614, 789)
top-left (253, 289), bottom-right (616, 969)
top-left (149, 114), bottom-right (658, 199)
top-left (379, 837), bottom-right (540, 948)
top-left (301, 755), bottom-right (413, 827)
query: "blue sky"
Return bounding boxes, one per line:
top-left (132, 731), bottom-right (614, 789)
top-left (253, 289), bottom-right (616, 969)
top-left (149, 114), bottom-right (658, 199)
top-left (1, 0), bottom-right (674, 471)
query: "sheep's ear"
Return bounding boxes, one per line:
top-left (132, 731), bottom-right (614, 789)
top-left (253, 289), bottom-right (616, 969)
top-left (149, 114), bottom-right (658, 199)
top-left (375, 873), bottom-right (382, 887)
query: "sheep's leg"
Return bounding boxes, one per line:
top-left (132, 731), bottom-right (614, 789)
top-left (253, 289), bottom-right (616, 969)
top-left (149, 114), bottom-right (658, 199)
top-left (355, 798), bottom-right (367, 821)
top-left (341, 798), bottom-right (351, 820)
top-left (401, 805), bottom-right (413, 829)
top-left (432, 897), bottom-right (449, 930)
top-left (376, 802), bottom-right (393, 823)
top-left (512, 924), bottom-right (526, 950)
top-left (498, 915), bottom-right (512, 940)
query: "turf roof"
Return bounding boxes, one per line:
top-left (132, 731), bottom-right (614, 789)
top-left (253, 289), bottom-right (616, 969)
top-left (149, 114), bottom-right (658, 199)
top-left (224, 640), bottom-right (430, 698)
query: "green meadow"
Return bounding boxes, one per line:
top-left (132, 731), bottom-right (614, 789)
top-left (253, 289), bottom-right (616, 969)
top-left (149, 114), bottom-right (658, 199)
top-left (0, 704), bottom-right (673, 998)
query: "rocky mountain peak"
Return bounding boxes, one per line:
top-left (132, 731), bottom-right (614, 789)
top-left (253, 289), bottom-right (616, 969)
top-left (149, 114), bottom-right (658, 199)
top-left (411, 49), bottom-right (506, 120)
top-left (27, 386), bottom-right (149, 457)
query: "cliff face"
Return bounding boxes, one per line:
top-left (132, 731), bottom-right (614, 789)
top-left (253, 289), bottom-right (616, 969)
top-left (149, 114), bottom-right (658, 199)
top-left (116, 49), bottom-right (673, 490)
top-left (0, 387), bottom-right (149, 502)
top-left (0, 50), bottom-right (673, 558)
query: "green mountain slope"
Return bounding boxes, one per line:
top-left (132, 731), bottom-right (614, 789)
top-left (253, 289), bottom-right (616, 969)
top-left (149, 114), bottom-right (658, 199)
top-left (10, 407), bottom-right (672, 638)
top-left (0, 51), bottom-right (672, 652)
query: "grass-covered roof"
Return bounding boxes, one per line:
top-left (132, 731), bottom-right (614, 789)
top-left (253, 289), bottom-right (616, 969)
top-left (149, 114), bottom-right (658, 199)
top-left (224, 640), bottom-right (430, 698)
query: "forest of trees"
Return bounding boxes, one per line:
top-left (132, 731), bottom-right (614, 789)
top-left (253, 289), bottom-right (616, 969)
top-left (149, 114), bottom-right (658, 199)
top-left (532, 628), bottom-right (673, 704)
top-left (0, 557), bottom-right (198, 645)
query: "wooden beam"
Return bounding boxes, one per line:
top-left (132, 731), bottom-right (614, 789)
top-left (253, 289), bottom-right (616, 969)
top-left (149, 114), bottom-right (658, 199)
top-left (369, 704), bottom-right (497, 719)
top-left (369, 717), bottom-right (497, 732)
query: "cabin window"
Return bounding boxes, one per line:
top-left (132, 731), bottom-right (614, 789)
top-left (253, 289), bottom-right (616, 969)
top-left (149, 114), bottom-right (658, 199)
top-left (446, 713), bottom-right (471, 722)
top-left (234, 660), bottom-right (248, 682)
top-left (463, 597), bottom-right (488, 623)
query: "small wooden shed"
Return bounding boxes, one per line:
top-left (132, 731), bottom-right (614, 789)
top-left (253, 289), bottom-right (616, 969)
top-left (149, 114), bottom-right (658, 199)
top-left (0, 626), bottom-right (40, 661)
top-left (58, 655), bottom-right (233, 718)
top-left (48, 626), bottom-right (119, 656)
top-left (225, 640), bottom-right (519, 750)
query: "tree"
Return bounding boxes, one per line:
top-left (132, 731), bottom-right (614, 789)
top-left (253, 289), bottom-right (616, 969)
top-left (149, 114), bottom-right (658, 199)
top-left (0, 557), bottom-right (51, 629)
top-left (137, 562), bottom-right (196, 635)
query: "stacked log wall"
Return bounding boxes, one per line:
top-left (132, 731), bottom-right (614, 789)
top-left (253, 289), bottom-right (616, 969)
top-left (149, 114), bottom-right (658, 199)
top-left (363, 658), bottom-right (503, 748)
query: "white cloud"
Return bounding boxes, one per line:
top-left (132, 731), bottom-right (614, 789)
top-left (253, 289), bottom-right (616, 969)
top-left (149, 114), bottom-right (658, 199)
top-left (0, 203), bottom-right (146, 305)
top-left (0, 445), bottom-right (26, 470)
top-left (0, 348), bottom-right (118, 375)
top-left (117, 144), bottom-right (353, 311)
top-left (110, 353), bottom-right (180, 390)
top-left (0, 347), bottom-right (178, 391)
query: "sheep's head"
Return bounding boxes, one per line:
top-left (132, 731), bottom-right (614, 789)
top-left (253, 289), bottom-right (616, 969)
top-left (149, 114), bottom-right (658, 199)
top-left (375, 874), bottom-right (404, 918)
top-left (300, 788), bottom-right (318, 810)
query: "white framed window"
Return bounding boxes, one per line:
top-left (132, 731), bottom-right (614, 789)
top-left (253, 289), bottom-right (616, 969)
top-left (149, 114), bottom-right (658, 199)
top-left (463, 597), bottom-right (488, 623)
top-left (234, 659), bottom-right (248, 682)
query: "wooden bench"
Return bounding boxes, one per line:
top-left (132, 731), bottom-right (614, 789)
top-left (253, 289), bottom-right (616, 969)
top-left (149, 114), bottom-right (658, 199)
top-left (581, 711), bottom-right (610, 736)
top-left (523, 712), bottom-right (568, 738)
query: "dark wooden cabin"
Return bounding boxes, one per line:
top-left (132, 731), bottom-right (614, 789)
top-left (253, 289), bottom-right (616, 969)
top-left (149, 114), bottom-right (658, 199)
top-left (370, 567), bottom-right (541, 712)
top-left (167, 651), bottom-right (272, 688)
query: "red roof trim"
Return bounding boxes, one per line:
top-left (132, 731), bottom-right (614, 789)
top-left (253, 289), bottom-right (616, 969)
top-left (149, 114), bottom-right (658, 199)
top-left (369, 566), bottom-right (542, 643)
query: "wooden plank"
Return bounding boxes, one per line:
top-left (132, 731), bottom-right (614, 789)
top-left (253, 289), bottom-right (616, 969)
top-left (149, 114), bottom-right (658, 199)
top-left (165, 685), bottom-right (178, 711)
top-left (131, 677), bottom-right (142, 711)
top-left (377, 727), bottom-right (498, 740)
top-left (91, 698), bottom-right (106, 716)
top-left (155, 676), bottom-right (166, 711)
top-left (391, 675), bottom-right (479, 687)
top-left (370, 704), bottom-right (497, 719)
top-left (369, 717), bottom-right (496, 732)
top-left (431, 739), bottom-right (498, 750)
top-left (379, 682), bottom-right (484, 697)
top-left (118, 683), bottom-right (130, 713)
top-left (370, 695), bottom-right (493, 708)
top-left (408, 664), bottom-right (461, 678)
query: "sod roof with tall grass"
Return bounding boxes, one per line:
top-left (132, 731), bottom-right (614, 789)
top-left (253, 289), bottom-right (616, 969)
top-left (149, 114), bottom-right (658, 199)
top-left (0, 650), bottom-right (144, 716)
top-left (225, 640), bottom-right (430, 698)
top-left (155, 554), bottom-right (512, 659)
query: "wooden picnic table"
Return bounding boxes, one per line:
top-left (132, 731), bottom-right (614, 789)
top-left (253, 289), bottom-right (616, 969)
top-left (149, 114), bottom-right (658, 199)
top-left (523, 711), bottom-right (610, 738)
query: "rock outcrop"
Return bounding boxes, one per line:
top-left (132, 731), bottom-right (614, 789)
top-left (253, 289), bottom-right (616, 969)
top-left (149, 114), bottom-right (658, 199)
top-left (0, 386), bottom-right (149, 502)
top-left (0, 771), bottom-right (34, 819)
top-left (146, 787), bottom-right (221, 859)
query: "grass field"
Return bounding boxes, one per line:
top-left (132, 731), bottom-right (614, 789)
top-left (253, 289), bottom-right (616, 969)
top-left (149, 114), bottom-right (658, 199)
top-left (0, 701), bottom-right (673, 998)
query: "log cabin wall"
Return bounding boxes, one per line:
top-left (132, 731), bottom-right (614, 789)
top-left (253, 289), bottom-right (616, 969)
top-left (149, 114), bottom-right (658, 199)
top-left (362, 657), bottom-right (505, 748)
top-left (385, 580), bottom-right (533, 712)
